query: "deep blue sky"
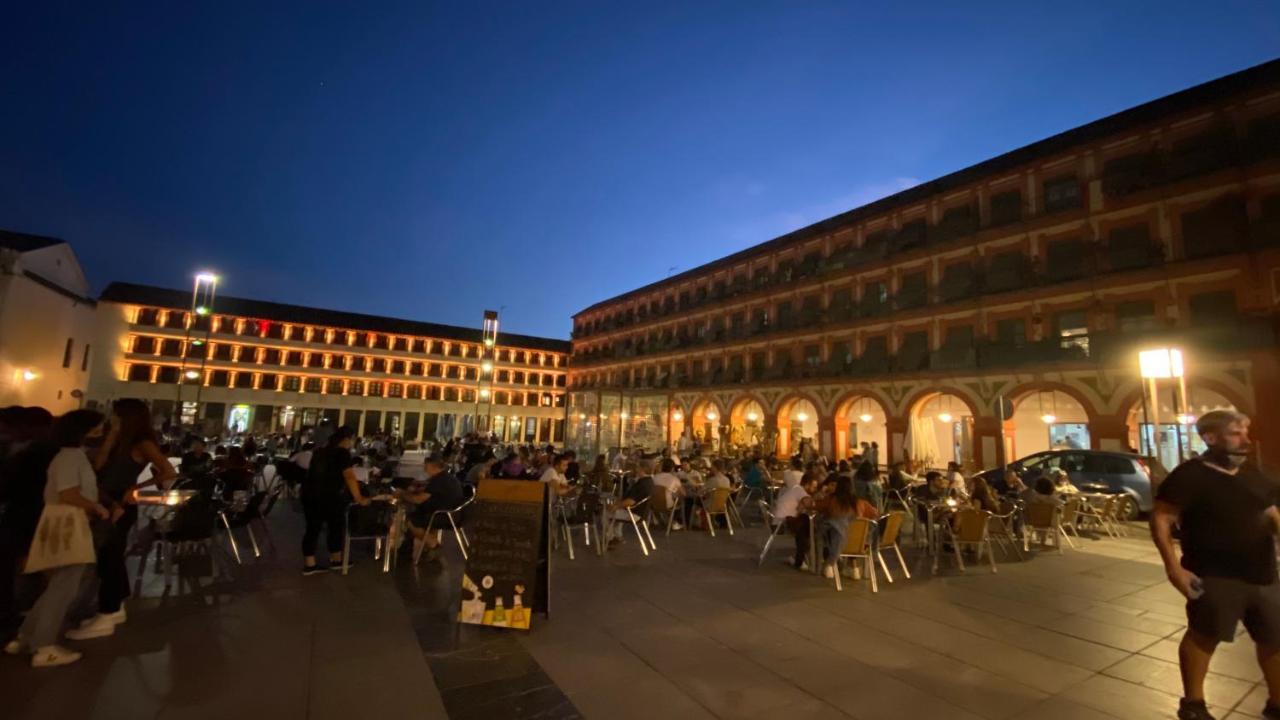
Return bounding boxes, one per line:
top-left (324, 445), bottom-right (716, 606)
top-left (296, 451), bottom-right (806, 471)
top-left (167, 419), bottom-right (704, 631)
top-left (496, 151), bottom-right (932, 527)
top-left (2, 2), bottom-right (1277, 339)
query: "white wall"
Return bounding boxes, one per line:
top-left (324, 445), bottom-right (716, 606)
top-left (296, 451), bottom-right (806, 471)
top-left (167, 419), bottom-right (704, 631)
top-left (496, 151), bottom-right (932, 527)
top-left (0, 245), bottom-right (97, 413)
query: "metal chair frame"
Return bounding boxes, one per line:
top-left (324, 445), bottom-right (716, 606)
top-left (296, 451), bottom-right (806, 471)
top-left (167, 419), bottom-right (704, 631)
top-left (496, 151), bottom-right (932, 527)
top-left (833, 518), bottom-right (878, 593)
top-left (697, 488), bottom-right (735, 537)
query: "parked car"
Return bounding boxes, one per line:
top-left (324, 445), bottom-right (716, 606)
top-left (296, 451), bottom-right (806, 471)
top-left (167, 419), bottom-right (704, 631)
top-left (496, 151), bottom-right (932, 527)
top-left (974, 450), bottom-right (1167, 519)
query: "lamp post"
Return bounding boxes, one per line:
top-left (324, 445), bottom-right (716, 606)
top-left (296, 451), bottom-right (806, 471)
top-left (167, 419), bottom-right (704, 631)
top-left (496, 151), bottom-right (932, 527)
top-left (176, 272), bottom-right (218, 431)
top-left (1138, 347), bottom-right (1187, 464)
top-left (473, 310), bottom-right (499, 436)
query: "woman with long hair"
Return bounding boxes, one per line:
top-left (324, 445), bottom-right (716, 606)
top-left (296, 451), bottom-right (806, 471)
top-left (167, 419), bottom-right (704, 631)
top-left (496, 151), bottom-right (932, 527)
top-left (70, 399), bottom-right (175, 641)
top-left (815, 475), bottom-right (878, 579)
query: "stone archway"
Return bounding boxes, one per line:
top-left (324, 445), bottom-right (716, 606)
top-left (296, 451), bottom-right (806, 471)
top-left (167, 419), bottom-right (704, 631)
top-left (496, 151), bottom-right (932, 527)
top-left (775, 394), bottom-right (821, 458)
top-left (728, 395), bottom-right (767, 452)
top-left (832, 392), bottom-right (890, 466)
top-left (904, 389), bottom-right (980, 470)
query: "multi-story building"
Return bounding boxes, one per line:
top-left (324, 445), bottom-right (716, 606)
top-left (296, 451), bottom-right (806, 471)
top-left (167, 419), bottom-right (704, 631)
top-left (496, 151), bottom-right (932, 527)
top-left (566, 59), bottom-right (1280, 472)
top-left (89, 282), bottom-right (571, 443)
top-left (0, 231), bottom-right (97, 413)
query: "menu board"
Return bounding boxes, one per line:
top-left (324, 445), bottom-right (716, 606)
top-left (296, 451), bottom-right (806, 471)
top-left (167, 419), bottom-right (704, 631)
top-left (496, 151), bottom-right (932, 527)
top-left (458, 480), bottom-right (549, 631)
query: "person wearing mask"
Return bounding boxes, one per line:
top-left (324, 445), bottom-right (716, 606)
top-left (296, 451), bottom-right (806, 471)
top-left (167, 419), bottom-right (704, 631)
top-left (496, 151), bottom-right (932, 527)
top-left (1151, 411), bottom-right (1280, 720)
top-left (782, 458), bottom-right (805, 489)
top-left (0, 408), bottom-right (56, 632)
top-left (180, 437), bottom-right (214, 478)
top-left (72, 399), bottom-right (175, 640)
top-left (404, 453), bottom-right (465, 561)
top-left (774, 474), bottom-right (819, 570)
top-left (6, 410), bottom-right (109, 667)
top-left (301, 427), bottom-right (368, 575)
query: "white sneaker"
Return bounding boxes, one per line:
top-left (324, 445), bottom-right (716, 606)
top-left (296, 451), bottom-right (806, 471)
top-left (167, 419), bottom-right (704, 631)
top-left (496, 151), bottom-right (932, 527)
top-left (102, 607), bottom-right (127, 625)
top-left (672, 522), bottom-right (684, 531)
top-left (65, 614), bottom-right (116, 641)
top-left (4, 639), bottom-right (25, 656)
top-left (823, 564), bottom-right (835, 579)
top-left (31, 645), bottom-right (81, 668)
top-left (799, 561), bottom-right (811, 572)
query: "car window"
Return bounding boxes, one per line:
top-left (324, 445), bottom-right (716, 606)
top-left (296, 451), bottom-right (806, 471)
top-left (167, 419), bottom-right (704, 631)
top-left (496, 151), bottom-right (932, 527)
top-left (1021, 453), bottom-right (1054, 470)
top-left (1082, 455), bottom-right (1110, 473)
top-left (1058, 453), bottom-right (1086, 473)
top-left (1103, 456), bottom-right (1134, 474)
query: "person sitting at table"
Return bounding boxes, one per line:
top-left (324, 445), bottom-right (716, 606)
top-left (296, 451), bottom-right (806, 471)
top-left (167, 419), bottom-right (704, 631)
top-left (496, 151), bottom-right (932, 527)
top-left (403, 453), bottom-right (465, 562)
top-left (1026, 476), bottom-right (1064, 507)
top-left (782, 457), bottom-right (804, 489)
top-left (563, 450), bottom-right (580, 485)
top-left (301, 428), bottom-right (369, 576)
top-left (886, 462), bottom-right (921, 492)
top-left (704, 460), bottom-right (732, 491)
top-left (1050, 468), bottom-right (1079, 496)
top-left (910, 471), bottom-right (950, 524)
top-left (180, 437), bottom-right (214, 478)
top-left (583, 454), bottom-right (612, 490)
top-left (651, 458), bottom-right (686, 530)
top-left (539, 453), bottom-right (573, 497)
top-left (774, 473), bottom-right (819, 570)
top-left (606, 461), bottom-right (655, 548)
top-left (814, 476), bottom-right (878, 579)
top-left (969, 476), bottom-right (1002, 513)
top-left (853, 461), bottom-right (884, 513)
top-left (218, 446), bottom-right (255, 500)
top-left (946, 461), bottom-right (969, 500)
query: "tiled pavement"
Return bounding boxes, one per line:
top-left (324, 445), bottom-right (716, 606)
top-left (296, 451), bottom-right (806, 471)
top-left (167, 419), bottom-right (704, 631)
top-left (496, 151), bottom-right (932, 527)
top-left (2, 506), bottom-right (1273, 720)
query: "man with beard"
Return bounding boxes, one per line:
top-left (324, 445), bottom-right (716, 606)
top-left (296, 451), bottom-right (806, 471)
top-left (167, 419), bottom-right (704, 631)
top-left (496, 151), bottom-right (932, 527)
top-left (1151, 411), bottom-right (1280, 720)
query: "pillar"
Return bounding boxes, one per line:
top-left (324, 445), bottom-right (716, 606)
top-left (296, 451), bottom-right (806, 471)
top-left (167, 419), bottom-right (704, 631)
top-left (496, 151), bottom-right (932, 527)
top-left (1089, 414), bottom-right (1132, 454)
top-left (971, 415), bottom-right (1003, 471)
top-left (886, 415), bottom-right (908, 467)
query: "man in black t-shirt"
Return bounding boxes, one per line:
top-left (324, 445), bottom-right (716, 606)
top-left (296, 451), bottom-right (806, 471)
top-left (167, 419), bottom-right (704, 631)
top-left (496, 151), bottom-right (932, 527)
top-left (403, 453), bottom-right (465, 561)
top-left (301, 428), bottom-right (369, 575)
top-left (1151, 410), bottom-right (1280, 720)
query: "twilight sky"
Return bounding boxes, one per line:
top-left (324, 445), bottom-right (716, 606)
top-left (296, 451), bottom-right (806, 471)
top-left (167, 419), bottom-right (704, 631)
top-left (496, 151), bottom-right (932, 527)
top-left (2, 2), bottom-right (1277, 339)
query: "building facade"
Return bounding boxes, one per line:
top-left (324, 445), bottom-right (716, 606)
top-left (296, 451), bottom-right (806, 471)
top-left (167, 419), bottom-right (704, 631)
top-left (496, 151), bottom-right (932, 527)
top-left (89, 283), bottom-right (570, 443)
top-left (0, 231), bottom-right (98, 413)
top-left (566, 59), bottom-right (1280, 472)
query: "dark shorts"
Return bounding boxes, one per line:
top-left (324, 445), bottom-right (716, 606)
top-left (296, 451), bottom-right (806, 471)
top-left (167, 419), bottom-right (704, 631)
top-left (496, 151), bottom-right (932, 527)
top-left (1187, 576), bottom-right (1280, 645)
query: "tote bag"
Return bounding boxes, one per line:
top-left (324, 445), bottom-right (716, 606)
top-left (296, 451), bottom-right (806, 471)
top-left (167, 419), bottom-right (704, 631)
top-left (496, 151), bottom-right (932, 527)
top-left (24, 503), bottom-right (96, 573)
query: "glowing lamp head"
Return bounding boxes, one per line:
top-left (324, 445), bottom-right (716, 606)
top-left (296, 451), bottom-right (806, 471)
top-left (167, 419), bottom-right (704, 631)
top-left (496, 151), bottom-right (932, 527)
top-left (1040, 414), bottom-right (1057, 424)
top-left (479, 388), bottom-right (490, 399)
top-left (578, 413), bottom-right (587, 420)
top-left (1177, 413), bottom-right (1196, 425)
top-left (483, 338), bottom-right (494, 348)
top-left (20, 370), bottom-right (38, 382)
top-left (195, 272), bottom-right (219, 285)
top-left (706, 411), bottom-right (717, 421)
top-left (937, 413), bottom-right (953, 423)
top-left (859, 413), bottom-right (873, 423)
top-left (1139, 348), bottom-right (1185, 379)
top-left (746, 411), bottom-right (759, 422)
top-left (672, 411), bottom-right (683, 422)
top-left (195, 306), bottom-right (210, 316)
top-left (184, 370), bottom-right (200, 380)
top-left (481, 361), bottom-right (493, 373)
top-left (796, 412), bottom-right (808, 422)
top-left (191, 339), bottom-right (204, 346)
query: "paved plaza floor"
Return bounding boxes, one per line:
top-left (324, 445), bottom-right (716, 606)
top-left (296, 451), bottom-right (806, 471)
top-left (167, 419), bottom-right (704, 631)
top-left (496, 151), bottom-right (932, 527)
top-left (1, 505), bottom-right (1272, 720)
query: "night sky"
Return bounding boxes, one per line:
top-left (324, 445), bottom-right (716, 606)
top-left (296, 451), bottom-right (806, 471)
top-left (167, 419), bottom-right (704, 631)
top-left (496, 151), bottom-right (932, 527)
top-left (2, 3), bottom-right (1277, 339)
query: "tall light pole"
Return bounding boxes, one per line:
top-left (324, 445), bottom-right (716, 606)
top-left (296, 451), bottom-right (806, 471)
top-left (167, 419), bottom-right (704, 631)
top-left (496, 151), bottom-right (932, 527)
top-left (176, 272), bottom-right (219, 431)
top-left (1138, 347), bottom-right (1186, 463)
top-left (473, 310), bottom-right (499, 436)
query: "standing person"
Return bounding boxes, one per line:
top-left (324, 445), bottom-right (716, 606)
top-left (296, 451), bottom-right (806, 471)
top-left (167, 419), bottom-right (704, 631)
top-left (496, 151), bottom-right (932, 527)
top-left (6, 410), bottom-right (109, 667)
top-left (868, 442), bottom-right (880, 470)
top-left (75, 399), bottom-right (175, 640)
top-left (782, 457), bottom-right (804, 488)
top-left (301, 427), bottom-right (368, 575)
top-left (0, 408), bottom-right (56, 633)
top-left (1151, 411), bottom-right (1280, 720)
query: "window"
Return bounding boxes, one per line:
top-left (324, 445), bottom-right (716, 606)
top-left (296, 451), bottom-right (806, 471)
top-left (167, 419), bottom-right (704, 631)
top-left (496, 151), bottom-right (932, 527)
top-left (132, 336), bottom-right (157, 354)
top-left (388, 383), bottom-right (404, 398)
top-left (989, 189), bottom-right (1022, 226)
top-left (284, 376), bottom-right (302, 392)
top-left (776, 301), bottom-right (793, 330)
top-left (804, 344), bottom-right (821, 368)
top-left (263, 348), bottom-right (282, 365)
top-left (304, 377), bottom-right (322, 393)
top-left (127, 364), bottom-right (151, 381)
top-left (211, 370), bottom-right (231, 388)
top-left (1188, 291), bottom-right (1238, 325)
top-left (81, 344), bottom-right (91, 371)
top-left (1181, 196), bottom-right (1248, 259)
top-left (157, 366), bottom-right (179, 384)
top-left (286, 351), bottom-right (303, 366)
top-left (368, 381), bottom-right (384, 397)
top-left (1115, 301), bottom-right (1158, 333)
top-left (407, 384), bottom-right (423, 400)
top-left (348, 379), bottom-right (364, 395)
top-left (307, 353), bottom-right (325, 368)
top-left (897, 331), bottom-right (929, 371)
top-left (1055, 310), bottom-right (1090, 356)
top-left (986, 250), bottom-right (1027, 292)
top-left (327, 379), bottom-right (344, 394)
top-left (371, 358), bottom-right (388, 373)
top-left (135, 308), bottom-right (159, 326)
top-left (1108, 223), bottom-right (1156, 270)
top-left (939, 263), bottom-right (975, 301)
top-left (236, 372), bottom-right (256, 389)
top-left (1043, 176), bottom-right (1082, 213)
top-left (62, 338), bottom-right (73, 368)
top-left (1045, 238), bottom-right (1089, 281)
top-left (259, 373), bottom-right (278, 390)
top-left (993, 318), bottom-right (1026, 347)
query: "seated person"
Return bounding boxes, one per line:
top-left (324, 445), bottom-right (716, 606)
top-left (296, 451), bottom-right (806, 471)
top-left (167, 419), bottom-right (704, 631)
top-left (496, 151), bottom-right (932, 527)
top-left (885, 462), bottom-right (919, 492)
top-left (606, 463), bottom-right (655, 547)
top-left (1026, 476), bottom-right (1064, 507)
top-left (969, 476), bottom-right (1002, 513)
top-left (782, 457), bottom-right (805, 488)
top-left (946, 461), bottom-right (969, 500)
top-left (852, 462), bottom-right (883, 513)
top-left (180, 437), bottom-right (214, 478)
top-left (1050, 468), bottom-right (1079, 496)
top-left (539, 453), bottom-right (573, 497)
top-left (813, 476), bottom-right (878, 578)
top-left (218, 446), bottom-right (255, 499)
top-left (402, 453), bottom-right (465, 559)
top-left (774, 474), bottom-right (819, 570)
top-left (703, 460), bottom-right (732, 490)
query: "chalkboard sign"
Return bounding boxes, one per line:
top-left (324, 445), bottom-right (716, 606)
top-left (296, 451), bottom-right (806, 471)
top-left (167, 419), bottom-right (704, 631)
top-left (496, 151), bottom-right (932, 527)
top-left (458, 480), bottom-right (550, 631)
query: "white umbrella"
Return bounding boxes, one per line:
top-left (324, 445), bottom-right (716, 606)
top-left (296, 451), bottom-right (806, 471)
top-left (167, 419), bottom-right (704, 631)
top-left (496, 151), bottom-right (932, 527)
top-left (906, 412), bottom-right (940, 470)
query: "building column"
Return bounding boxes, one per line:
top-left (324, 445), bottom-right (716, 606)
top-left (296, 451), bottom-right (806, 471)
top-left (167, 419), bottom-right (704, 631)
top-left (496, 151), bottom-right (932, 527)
top-left (1090, 414), bottom-right (1132, 454)
top-left (971, 415), bottom-right (1003, 470)
top-left (819, 413), bottom-right (835, 460)
top-left (763, 415), bottom-right (781, 458)
top-left (885, 415), bottom-right (908, 467)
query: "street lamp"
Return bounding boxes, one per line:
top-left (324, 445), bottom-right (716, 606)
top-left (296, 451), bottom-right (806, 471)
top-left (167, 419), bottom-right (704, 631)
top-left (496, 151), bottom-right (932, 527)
top-left (176, 271), bottom-right (219, 430)
top-left (1139, 347), bottom-right (1188, 463)
top-left (473, 310), bottom-right (499, 434)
